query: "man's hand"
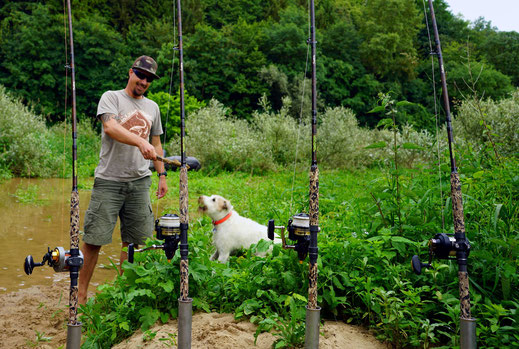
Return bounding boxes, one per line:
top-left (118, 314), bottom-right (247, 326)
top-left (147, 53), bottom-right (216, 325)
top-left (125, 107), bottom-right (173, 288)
top-left (156, 176), bottom-right (168, 198)
top-left (101, 115), bottom-right (157, 160)
top-left (138, 140), bottom-right (157, 160)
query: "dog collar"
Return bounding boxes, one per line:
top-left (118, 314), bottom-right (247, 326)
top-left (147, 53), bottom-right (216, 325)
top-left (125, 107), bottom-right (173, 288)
top-left (213, 212), bottom-right (232, 225)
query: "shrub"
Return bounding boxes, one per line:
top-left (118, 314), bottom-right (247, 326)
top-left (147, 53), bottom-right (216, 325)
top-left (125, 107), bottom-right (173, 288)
top-left (454, 89), bottom-right (519, 156)
top-left (49, 118), bottom-right (101, 178)
top-left (147, 90), bottom-right (206, 141)
top-left (167, 99), bottom-right (275, 173)
top-left (167, 98), bottom-right (439, 172)
top-left (318, 106), bottom-right (373, 168)
top-left (251, 96), bottom-right (308, 168)
top-left (0, 85), bottom-right (60, 177)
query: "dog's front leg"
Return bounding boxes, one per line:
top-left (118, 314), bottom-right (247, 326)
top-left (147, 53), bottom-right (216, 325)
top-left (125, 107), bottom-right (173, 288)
top-left (217, 251), bottom-right (230, 263)
top-left (210, 250), bottom-right (219, 261)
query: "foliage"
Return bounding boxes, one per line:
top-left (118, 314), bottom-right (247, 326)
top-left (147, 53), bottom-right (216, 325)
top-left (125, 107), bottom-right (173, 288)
top-left (454, 89), bottom-right (519, 157)
top-left (147, 90), bottom-right (206, 140)
top-left (49, 118), bottom-right (102, 178)
top-left (0, 85), bottom-right (61, 177)
top-left (1, 0), bottom-right (517, 124)
top-left (168, 97), bottom-right (439, 173)
top-left (80, 155), bottom-right (519, 348)
top-left (354, 0), bottom-right (422, 81)
top-left (167, 99), bottom-right (275, 173)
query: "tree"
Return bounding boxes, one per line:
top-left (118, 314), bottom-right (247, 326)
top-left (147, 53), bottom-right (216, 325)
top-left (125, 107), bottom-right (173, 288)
top-left (185, 20), bottom-right (269, 118)
top-left (479, 31), bottom-right (519, 86)
top-left (0, 3), bottom-right (65, 117)
top-left (354, 0), bottom-right (422, 81)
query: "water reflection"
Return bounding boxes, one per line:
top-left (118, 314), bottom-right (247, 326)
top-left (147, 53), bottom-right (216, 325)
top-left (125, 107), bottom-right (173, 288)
top-left (0, 178), bottom-right (165, 294)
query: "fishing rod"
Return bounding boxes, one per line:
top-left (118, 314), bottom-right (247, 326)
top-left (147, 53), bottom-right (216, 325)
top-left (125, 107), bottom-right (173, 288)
top-left (23, 1), bottom-right (84, 348)
top-left (268, 0), bottom-right (320, 347)
top-left (411, 1), bottom-right (476, 348)
top-left (175, 0), bottom-right (193, 345)
top-left (127, 1), bottom-right (192, 347)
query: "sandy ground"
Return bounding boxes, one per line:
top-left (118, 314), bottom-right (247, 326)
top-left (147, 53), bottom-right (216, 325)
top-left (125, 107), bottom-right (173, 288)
top-left (0, 283), bottom-right (386, 349)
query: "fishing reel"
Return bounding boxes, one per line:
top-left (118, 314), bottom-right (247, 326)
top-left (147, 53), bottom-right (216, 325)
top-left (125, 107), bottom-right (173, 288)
top-left (411, 233), bottom-right (471, 274)
top-left (24, 247), bottom-right (84, 275)
top-left (128, 214), bottom-right (181, 263)
top-left (268, 213), bottom-right (317, 262)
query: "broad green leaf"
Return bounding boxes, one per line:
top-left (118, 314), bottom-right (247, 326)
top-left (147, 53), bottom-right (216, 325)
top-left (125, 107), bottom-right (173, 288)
top-left (401, 142), bottom-right (424, 150)
top-left (365, 141), bottom-right (387, 149)
top-left (368, 105), bottom-right (385, 113)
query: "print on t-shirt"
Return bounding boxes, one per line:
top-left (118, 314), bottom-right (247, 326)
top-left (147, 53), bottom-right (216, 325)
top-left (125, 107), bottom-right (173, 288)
top-left (119, 109), bottom-right (151, 139)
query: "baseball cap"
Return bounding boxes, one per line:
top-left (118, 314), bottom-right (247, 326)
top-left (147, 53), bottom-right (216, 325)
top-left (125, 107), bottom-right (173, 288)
top-left (131, 55), bottom-right (160, 80)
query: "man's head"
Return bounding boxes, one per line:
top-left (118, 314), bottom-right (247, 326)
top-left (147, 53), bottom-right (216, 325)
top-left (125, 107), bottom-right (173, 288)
top-left (126, 55), bottom-right (159, 98)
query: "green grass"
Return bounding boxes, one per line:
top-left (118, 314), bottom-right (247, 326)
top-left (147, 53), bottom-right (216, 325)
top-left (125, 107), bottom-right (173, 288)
top-left (80, 157), bottom-right (519, 348)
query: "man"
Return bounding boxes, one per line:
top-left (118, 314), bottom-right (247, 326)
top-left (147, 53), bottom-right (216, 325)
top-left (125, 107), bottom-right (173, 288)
top-left (79, 56), bottom-right (168, 305)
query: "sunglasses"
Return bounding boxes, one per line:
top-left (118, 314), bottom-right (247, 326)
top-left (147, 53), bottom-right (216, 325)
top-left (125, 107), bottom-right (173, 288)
top-left (132, 68), bottom-right (155, 82)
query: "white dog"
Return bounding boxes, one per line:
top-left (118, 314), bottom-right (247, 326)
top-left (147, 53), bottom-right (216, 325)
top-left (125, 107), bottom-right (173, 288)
top-left (198, 195), bottom-right (280, 263)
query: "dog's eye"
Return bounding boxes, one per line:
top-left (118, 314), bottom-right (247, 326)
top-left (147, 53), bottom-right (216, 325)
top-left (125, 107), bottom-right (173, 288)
top-left (212, 198), bottom-right (216, 202)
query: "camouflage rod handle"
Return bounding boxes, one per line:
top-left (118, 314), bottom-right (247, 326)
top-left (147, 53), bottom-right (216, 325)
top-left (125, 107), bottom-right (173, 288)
top-left (156, 155), bottom-right (183, 168)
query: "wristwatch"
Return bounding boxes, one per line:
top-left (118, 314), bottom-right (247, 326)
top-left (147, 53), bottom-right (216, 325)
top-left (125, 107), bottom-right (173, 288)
top-left (157, 171), bottom-right (167, 177)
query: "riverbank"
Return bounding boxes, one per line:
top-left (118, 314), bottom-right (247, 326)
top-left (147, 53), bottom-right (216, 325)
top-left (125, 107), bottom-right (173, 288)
top-left (0, 282), bottom-right (385, 348)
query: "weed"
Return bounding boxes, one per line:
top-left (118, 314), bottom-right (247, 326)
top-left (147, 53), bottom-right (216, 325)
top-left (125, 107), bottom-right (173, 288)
top-left (26, 330), bottom-right (52, 347)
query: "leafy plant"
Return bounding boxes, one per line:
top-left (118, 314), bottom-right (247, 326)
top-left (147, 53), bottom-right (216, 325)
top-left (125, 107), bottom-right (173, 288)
top-left (26, 330), bottom-right (52, 347)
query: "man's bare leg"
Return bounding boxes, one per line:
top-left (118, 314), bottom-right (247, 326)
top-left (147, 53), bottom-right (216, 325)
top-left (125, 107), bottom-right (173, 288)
top-left (78, 242), bottom-right (101, 305)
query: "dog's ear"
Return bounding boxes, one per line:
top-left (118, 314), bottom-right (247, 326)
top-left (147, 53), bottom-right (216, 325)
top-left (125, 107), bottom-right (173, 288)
top-left (222, 200), bottom-right (229, 210)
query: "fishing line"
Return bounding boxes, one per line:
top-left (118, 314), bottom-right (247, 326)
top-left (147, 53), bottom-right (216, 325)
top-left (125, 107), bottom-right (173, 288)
top-left (422, 0), bottom-right (445, 231)
top-left (60, 0), bottom-right (70, 242)
top-left (290, 0), bottom-right (312, 214)
top-left (155, 0), bottom-right (178, 217)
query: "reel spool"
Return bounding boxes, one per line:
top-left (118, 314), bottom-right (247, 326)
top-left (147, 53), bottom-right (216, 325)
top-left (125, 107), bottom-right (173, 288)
top-left (128, 213), bottom-right (181, 263)
top-left (24, 247), bottom-right (84, 275)
top-left (268, 213), bottom-right (316, 262)
top-left (411, 233), bottom-right (470, 275)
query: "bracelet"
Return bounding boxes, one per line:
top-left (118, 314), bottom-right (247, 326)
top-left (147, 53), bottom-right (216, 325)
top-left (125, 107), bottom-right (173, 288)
top-left (157, 171), bottom-right (167, 177)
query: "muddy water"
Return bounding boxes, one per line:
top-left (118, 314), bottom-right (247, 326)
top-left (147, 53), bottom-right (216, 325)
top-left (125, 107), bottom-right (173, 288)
top-left (0, 178), bottom-right (165, 294)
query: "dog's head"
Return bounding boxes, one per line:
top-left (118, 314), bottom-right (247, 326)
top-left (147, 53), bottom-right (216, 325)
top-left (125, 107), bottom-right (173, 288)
top-left (198, 195), bottom-right (234, 221)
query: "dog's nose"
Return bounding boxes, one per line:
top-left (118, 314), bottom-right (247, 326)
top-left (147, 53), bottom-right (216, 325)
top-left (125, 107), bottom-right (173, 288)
top-left (198, 196), bottom-right (204, 204)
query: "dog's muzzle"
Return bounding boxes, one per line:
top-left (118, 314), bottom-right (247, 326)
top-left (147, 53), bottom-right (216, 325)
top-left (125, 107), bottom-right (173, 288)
top-left (198, 196), bottom-right (207, 212)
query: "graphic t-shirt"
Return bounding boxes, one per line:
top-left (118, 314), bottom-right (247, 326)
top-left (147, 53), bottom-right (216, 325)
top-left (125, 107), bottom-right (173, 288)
top-left (95, 90), bottom-right (163, 181)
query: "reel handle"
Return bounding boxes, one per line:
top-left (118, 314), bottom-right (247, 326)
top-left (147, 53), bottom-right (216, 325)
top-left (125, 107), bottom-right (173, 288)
top-left (411, 255), bottom-right (432, 275)
top-left (268, 220), bottom-right (275, 240)
top-left (128, 243), bottom-right (135, 263)
top-left (24, 255), bottom-right (43, 275)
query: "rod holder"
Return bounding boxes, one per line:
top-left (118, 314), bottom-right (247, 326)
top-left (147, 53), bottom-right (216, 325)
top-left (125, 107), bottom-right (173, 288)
top-left (304, 306), bottom-right (320, 348)
top-left (460, 317), bottom-right (477, 349)
top-left (178, 297), bottom-right (193, 349)
top-left (66, 322), bottom-right (82, 349)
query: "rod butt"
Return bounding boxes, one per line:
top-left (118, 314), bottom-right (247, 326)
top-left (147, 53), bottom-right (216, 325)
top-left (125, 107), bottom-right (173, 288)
top-left (66, 322), bottom-right (82, 349)
top-left (178, 298), bottom-right (193, 349)
top-left (305, 306), bottom-right (320, 348)
top-left (460, 317), bottom-right (477, 349)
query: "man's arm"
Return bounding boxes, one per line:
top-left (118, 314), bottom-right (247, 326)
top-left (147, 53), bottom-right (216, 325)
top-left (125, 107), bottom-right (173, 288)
top-left (99, 113), bottom-right (157, 160)
top-left (151, 135), bottom-right (168, 199)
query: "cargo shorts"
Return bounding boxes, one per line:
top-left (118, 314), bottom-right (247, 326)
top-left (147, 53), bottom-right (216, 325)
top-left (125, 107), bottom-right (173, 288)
top-left (83, 176), bottom-right (154, 246)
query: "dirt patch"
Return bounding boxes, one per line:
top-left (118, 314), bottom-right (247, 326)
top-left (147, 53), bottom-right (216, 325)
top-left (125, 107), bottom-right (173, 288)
top-left (0, 284), bottom-right (386, 348)
top-left (0, 283), bottom-right (69, 349)
top-left (114, 312), bottom-right (386, 348)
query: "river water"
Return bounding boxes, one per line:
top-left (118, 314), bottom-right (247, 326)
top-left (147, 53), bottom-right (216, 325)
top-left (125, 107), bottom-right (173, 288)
top-left (0, 177), bottom-right (160, 294)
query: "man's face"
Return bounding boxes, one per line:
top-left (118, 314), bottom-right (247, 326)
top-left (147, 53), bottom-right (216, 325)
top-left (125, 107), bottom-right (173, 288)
top-left (129, 68), bottom-right (154, 97)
